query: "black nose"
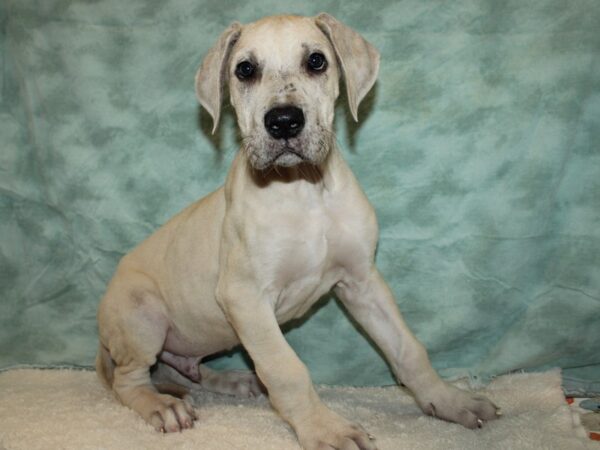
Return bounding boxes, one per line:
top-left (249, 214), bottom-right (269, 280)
top-left (264, 106), bottom-right (305, 139)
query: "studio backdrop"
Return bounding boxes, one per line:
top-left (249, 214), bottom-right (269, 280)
top-left (1, 0), bottom-right (599, 394)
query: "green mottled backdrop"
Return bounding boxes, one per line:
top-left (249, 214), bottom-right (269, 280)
top-left (1, 0), bottom-right (599, 393)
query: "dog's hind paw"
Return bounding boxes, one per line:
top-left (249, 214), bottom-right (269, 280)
top-left (199, 366), bottom-right (266, 398)
top-left (144, 393), bottom-right (198, 433)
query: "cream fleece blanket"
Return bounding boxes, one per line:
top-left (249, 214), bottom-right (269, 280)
top-left (0, 368), bottom-right (595, 449)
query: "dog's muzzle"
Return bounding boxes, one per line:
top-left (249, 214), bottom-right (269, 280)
top-left (262, 105), bottom-right (309, 167)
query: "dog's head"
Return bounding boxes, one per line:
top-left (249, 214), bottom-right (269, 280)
top-left (195, 14), bottom-right (379, 170)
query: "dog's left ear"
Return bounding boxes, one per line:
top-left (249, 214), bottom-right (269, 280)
top-left (315, 13), bottom-right (380, 122)
top-left (195, 22), bottom-right (242, 134)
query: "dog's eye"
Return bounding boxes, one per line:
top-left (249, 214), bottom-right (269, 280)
top-left (307, 52), bottom-right (327, 72)
top-left (235, 61), bottom-right (256, 80)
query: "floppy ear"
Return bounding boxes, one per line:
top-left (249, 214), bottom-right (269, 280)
top-left (195, 22), bottom-right (242, 134)
top-left (315, 13), bottom-right (380, 122)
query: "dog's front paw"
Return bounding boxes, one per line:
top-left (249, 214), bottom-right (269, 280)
top-left (295, 406), bottom-right (377, 450)
top-left (417, 382), bottom-right (501, 429)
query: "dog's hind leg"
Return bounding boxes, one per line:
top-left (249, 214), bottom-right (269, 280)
top-left (97, 273), bottom-right (197, 432)
top-left (155, 353), bottom-right (265, 398)
top-left (96, 343), bottom-right (115, 388)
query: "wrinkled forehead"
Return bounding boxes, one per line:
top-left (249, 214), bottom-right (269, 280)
top-left (231, 16), bottom-right (334, 68)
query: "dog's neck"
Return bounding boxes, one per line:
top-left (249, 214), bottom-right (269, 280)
top-left (248, 161), bottom-right (325, 187)
top-left (223, 144), bottom-right (353, 208)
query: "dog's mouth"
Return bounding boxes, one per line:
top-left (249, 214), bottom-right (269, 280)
top-left (270, 146), bottom-right (309, 167)
top-left (244, 128), bottom-right (330, 171)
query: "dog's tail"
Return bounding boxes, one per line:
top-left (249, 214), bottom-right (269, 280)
top-left (95, 343), bottom-right (115, 389)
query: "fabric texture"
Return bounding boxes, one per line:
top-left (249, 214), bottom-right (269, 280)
top-left (0, 368), bottom-right (596, 449)
top-left (1, 0), bottom-right (599, 390)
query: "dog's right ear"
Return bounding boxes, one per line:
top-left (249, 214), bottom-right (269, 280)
top-left (195, 22), bottom-right (242, 134)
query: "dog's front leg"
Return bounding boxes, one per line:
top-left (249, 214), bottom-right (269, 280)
top-left (216, 284), bottom-right (376, 450)
top-left (335, 268), bottom-right (501, 429)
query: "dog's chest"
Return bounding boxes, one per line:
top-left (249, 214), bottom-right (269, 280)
top-left (245, 189), bottom-right (372, 323)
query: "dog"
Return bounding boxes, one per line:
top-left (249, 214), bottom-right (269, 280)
top-left (96, 13), bottom-right (500, 449)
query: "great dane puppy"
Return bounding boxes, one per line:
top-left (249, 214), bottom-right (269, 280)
top-left (97, 13), bottom-right (500, 449)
